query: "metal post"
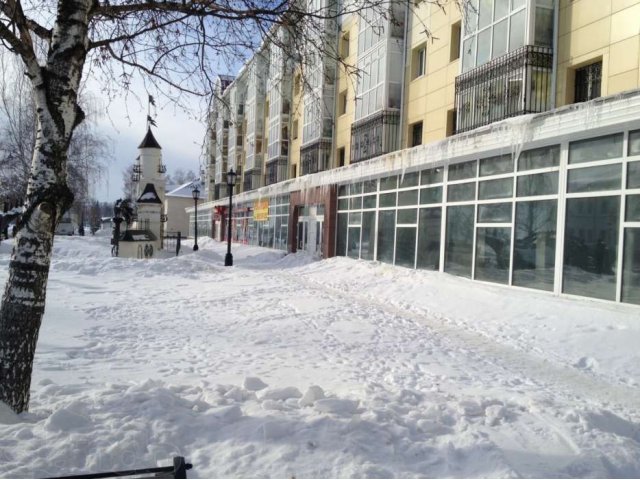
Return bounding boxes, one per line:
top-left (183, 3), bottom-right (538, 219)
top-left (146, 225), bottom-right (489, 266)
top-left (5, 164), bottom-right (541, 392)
top-left (193, 197), bottom-right (199, 251)
top-left (225, 184), bottom-right (233, 266)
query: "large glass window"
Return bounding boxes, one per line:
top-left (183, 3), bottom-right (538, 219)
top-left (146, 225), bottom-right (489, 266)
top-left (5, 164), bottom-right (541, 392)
top-left (347, 227), bottom-right (361, 258)
top-left (513, 200), bottom-right (557, 291)
top-left (627, 195), bottom-right (640, 222)
top-left (361, 211), bottom-right (376, 260)
top-left (563, 196), bottom-right (620, 300)
top-left (448, 182), bottom-right (476, 202)
top-left (517, 172), bottom-right (558, 197)
top-left (336, 213), bottom-right (347, 256)
top-left (480, 154), bottom-right (513, 176)
top-left (629, 130), bottom-right (640, 156)
top-left (518, 145), bottom-right (560, 171)
top-left (479, 178), bottom-right (513, 199)
top-left (449, 160), bottom-right (477, 181)
top-left (421, 167), bottom-right (444, 185)
top-left (628, 162), bottom-right (640, 189)
top-left (478, 203), bottom-right (512, 222)
top-left (377, 210), bottom-right (396, 264)
top-left (568, 134), bottom-right (623, 164)
top-left (475, 227), bottom-right (511, 284)
top-left (567, 164), bottom-right (622, 193)
top-left (417, 208), bottom-right (441, 270)
top-left (396, 227), bottom-right (417, 268)
top-left (420, 187), bottom-right (443, 205)
top-left (622, 229), bottom-right (640, 305)
top-left (445, 205), bottom-right (475, 278)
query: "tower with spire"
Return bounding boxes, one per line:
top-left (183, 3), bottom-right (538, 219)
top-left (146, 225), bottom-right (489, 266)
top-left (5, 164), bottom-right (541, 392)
top-left (132, 124), bottom-right (166, 251)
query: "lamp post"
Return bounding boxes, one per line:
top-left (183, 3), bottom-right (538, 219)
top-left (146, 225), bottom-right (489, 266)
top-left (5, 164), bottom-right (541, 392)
top-left (192, 184), bottom-right (200, 251)
top-left (225, 168), bottom-right (237, 266)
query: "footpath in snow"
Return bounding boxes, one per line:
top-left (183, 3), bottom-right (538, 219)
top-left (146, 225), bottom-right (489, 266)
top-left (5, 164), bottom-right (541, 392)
top-left (0, 234), bottom-right (639, 478)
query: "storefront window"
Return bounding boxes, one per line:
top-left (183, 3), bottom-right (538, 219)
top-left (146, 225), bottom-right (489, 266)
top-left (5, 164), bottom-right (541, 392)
top-left (622, 229), bottom-right (640, 305)
top-left (417, 208), bottom-right (441, 270)
top-left (361, 211), bottom-right (376, 260)
top-left (517, 172), bottom-right (558, 196)
top-left (567, 164), bottom-right (622, 193)
top-left (445, 205), bottom-right (475, 278)
top-left (568, 133), bottom-right (623, 164)
top-left (336, 212), bottom-right (347, 256)
top-left (518, 144), bottom-right (560, 171)
top-left (479, 178), bottom-right (513, 199)
top-left (377, 210), bottom-right (396, 264)
top-left (475, 227), bottom-right (511, 284)
top-left (348, 227), bottom-right (361, 258)
top-left (395, 227), bottom-right (417, 267)
top-left (563, 196), bottom-right (620, 300)
top-left (513, 200), bottom-right (556, 290)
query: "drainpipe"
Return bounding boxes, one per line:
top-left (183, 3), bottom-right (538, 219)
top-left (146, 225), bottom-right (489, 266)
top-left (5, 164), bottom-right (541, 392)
top-left (398, 0), bottom-right (410, 148)
top-left (550, 0), bottom-right (559, 109)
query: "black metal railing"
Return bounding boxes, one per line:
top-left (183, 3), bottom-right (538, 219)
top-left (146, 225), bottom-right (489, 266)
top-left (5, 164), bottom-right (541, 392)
top-left (350, 110), bottom-right (401, 164)
top-left (265, 158), bottom-right (289, 186)
top-left (158, 164), bottom-right (167, 173)
top-left (49, 456), bottom-right (191, 479)
top-left (455, 45), bottom-right (554, 134)
top-left (131, 173), bottom-right (140, 182)
top-left (133, 164), bottom-right (142, 174)
top-left (300, 139), bottom-right (332, 176)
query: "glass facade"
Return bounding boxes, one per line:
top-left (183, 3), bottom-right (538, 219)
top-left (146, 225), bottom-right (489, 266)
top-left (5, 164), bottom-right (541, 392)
top-left (335, 127), bottom-right (640, 305)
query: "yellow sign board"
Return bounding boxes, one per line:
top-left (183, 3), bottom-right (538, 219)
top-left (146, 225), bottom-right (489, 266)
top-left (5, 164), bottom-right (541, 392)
top-left (253, 200), bottom-right (269, 221)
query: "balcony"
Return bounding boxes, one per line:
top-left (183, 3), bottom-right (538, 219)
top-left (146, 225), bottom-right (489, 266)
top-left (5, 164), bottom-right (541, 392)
top-left (245, 153), bottom-right (263, 172)
top-left (131, 173), bottom-right (140, 182)
top-left (133, 164), bottom-right (142, 174)
top-left (350, 110), bottom-right (401, 164)
top-left (265, 158), bottom-right (289, 186)
top-left (455, 45), bottom-right (553, 134)
top-left (301, 139), bottom-right (332, 176)
top-left (158, 164), bottom-right (167, 174)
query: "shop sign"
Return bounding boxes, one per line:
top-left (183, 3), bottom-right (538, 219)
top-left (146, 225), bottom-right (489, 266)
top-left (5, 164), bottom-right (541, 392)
top-left (253, 200), bottom-right (269, 221)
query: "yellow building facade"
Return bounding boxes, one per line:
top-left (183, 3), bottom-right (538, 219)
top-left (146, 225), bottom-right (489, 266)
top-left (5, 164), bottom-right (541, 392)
top-left (196, 0), bottom-right (640, 306)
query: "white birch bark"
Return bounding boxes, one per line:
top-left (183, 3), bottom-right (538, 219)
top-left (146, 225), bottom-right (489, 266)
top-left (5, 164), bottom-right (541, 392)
top-left (0, 0), bottom-right (92, 413)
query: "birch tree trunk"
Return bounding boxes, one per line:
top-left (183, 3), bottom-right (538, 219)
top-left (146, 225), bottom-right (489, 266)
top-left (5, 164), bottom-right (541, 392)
top-left (0, 0), bottom-right (91, 413)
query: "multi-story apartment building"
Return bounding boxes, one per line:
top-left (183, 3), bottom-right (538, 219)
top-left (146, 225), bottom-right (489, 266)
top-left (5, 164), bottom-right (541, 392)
top-left (197, 0), bottom-right (640, 306)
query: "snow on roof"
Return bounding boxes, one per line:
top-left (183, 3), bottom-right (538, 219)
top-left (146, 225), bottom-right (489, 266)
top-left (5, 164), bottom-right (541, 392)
top-left (136, 183), bottom-right (162, 204)
top-left (167, 181), bottom-right (200, 198)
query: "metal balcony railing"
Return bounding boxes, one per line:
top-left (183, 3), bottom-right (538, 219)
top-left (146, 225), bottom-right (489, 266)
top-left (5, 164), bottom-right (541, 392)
top-left (131, 173), bottom-right (140, 182)
top-left (455, 45), bottom-right (554, 134)
top-left (158, 164), bottom-right (167, 174)
top-left (133, 164), bottom-right (142, 174)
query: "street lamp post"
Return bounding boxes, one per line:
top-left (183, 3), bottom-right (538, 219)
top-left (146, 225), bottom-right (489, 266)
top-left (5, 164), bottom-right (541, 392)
top-left (225, 168), bottom-right (237, 266)
top-left (192, 184), bottom-right (200, 251)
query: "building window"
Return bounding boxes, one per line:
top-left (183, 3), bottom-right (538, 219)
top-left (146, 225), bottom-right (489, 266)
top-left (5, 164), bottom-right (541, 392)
top-left (294, 74), bottom-right (301, 96)
top-left (338, 147), bottom-right (346, 167)
top-left (461, 0), bottom-right (528, 72)
top-left (338, 90), bottom-right (348, 115)
top-left (410, 121), bottom-right (423, 147)
top-left (450, 21), bottom-right (461, 62)
top-left (446, 109), bottom-right (457, 137)
top-left (411, 44), bottom-right (426, 79)
top-left (574, 61), bottom-right (602, 103)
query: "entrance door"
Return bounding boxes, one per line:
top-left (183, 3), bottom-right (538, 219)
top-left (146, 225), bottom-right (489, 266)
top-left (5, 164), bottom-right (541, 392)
top-left (297, 205), bottom-right (324, 257)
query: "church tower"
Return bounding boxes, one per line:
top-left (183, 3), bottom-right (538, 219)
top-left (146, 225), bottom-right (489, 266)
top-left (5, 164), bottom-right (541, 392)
top-left (134, 127), bottom-right (166, 248)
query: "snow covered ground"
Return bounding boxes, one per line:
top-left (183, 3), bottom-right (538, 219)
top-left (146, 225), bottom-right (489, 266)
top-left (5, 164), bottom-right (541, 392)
top-left (0, 234), bottom-right (639, 478)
